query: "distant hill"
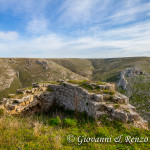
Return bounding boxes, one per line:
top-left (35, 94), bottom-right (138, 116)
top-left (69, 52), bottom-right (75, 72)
top-left (90, 57), bottom-right (150, 82)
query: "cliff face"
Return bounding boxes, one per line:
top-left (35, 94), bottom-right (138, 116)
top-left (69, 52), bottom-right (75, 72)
top-left (118, 68), bottom-right (144, 91)
top-left (0, 80), bottom-right (148, 130)
top-left (118, 68), bottom-right (150, 122)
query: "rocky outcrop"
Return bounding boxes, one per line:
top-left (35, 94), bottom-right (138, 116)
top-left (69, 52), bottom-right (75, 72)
top-left (0, 81), bottom-right (148, 130)
top-left (36, 60), bottom-right (49, 70)
top-left (48, 82), bottom-right (148, 129)
top-left (118, 68), bottom-right (150, 123)
top-left (118, 68), bottom-right (144, 90)
top-left (0, 69), bottom-right (16, 91)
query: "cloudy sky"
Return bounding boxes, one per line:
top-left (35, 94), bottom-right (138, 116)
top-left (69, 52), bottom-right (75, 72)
top-left (0, 0), bottom-right (150, 58)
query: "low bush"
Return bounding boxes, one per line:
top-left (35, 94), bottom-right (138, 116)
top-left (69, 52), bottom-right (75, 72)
top-left (102, 90), bottom-right (115, 95)
top-left (114, 104), bottom-right (120, 109)
top-left (48, 116), bottom-right (61, 126)
top-left (0, 108), bottom-right (4, 116)
top-left (63, 118), bottom-right (77, 127)
top-left (47, 87), bottom-right (54, 92)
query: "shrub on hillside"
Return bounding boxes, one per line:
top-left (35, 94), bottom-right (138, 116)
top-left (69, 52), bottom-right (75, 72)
top-left (48, 116), bottom-right (61, 126)
top-left (0, 108), bottom-right (4, 116)
top-left (63, 118), bottom-right (77, 127)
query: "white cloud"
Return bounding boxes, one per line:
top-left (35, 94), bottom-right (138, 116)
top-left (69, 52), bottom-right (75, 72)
top-left (0, 31), bottom-right (19, 41)
top-left (101, 22), bottom-right (150, 40)
top-left (58, 0), bottom-right (112, 25)
top-left (27, 18), bottom-right (49, 34)
top-left (58, 0), bottom-right (150, 26)
top-left (0, 20), bottom-right (150, 58)
top-left (110, 2), bottom-right (150, 24)
top-left (59, 0), bottom-right (94, 24)
top-left (0, 0), bottom-right (150, 58)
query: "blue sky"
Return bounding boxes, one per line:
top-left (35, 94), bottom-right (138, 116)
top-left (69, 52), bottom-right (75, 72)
top-left (0, 0), bottom-right (150, 58)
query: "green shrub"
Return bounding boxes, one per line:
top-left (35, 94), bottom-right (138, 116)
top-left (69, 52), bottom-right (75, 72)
top-left (47, 87), bottom-right (54, 92)
top-left (129, 128), bottom-right (141, 137)
top-left (68, 80), bottom-right (89, 85)
top-left (63, 118), bottom-right (77, 127)
top-left (0, 108), bottom-right (4, 116)
top-left (99, 115), bottom-right (110, 126)
top-left (7, 94), bottom-right (16, 98)
top-left (13, 100), bottom-right (20, 104)
top-left (114, 104), bottom-right (120, 109)
top-left (25, 86), bottom-right (32, 90)
top-left (68, 80), bottom-right (81, 84)
top-left (96, 81), bottom-right (106, 85)
top-left (62, 83), bottom-right (67, 86)
top-left (103, 90), bottom-right (115, 95)
top-left (82, 80), bottom-right (88, 83)
top-left (79, 83), bottom-right (93, 91)
top-left (50, 81), bottom-right (59, 84)
top-left (48, 116), bottom-right (61, 126)
top-left (112, 120), bottom-right (126, 131)
top-left (17, 94), bottom-right (24, 99)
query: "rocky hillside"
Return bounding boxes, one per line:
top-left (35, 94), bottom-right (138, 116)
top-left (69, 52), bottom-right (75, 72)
top-left (89, 57), bottom-right (150, 123)
top-left (0, 58), bottom-right (87, 100)
top-left (0, 57), bottom-right (150, 124)
top-left (118, 68), bottom-right (150, 122)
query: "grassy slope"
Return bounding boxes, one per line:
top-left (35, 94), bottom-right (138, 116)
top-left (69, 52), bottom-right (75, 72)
top-left (0, 58), bottom-right (87, 100)
top-left (8, 58), bottom-right (87, 86)
top-left (51, 57), bottom-right (150, 82)
top-left (52, 58), bottom-right (94, 78)
top-left (122, 75), bottom-right (150, 122)
top-left (0, 109), bottom-right (149, 150)
top-left (90, 57), bottom-right (150, 82)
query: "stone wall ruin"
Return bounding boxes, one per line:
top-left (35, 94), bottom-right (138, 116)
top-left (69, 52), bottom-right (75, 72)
top-left (0, 81), bottom-right (148, 130)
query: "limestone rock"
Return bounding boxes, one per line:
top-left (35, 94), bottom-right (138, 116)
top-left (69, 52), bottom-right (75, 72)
top-left (7, 104), bottom-right (17, 110)
top-left (36, 60), bottom-right (49, 70)
top-left (1, 81), bottom-right (148, 129)
top-left (32, 83), bottom-right (40, 88)
top-left (113, 93), bottom-right (129, 104)
top-left (118, 68), bottom-right (144, 90)
top-left (98, 84), bottom-right (115, 91)
top-left (112, 109), bottom-right (128, 123)
top-left (93, 94), bottom-right (103, 102)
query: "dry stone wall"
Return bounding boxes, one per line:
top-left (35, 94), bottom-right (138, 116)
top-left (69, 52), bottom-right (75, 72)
top-left (49, 83), bottom-right (97, 117)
